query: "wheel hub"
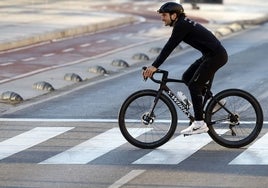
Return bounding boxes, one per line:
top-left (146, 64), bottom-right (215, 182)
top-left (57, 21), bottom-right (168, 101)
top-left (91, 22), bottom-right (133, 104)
top-left (229, 113), bottom-right (240, 125)
top-left (228, 113), bottom-right (240, 136)
top-left (141, 112), bottom-right (155, 125)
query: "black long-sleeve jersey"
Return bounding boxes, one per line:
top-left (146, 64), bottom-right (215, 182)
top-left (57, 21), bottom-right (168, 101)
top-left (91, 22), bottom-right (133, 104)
top-left (152, 15), bottom-right (223, 68)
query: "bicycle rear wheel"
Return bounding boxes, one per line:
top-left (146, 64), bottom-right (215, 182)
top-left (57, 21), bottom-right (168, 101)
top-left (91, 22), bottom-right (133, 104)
top-left (118, 89), bottom-right (177, 149)
top-left (205, 89), bottom-right (263, 148)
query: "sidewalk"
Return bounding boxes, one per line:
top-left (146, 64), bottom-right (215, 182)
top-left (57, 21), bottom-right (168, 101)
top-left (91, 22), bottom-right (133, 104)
top-left (0, 0), bottom-right (137, 51)
top-left (0, 0), bottom-right (267, 113)
top-left (0, 0), bottom-right (267, 52)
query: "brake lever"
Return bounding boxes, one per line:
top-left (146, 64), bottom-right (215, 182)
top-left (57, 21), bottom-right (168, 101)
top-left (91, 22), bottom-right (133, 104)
top-left (142, 66), bottom-right (148, 81)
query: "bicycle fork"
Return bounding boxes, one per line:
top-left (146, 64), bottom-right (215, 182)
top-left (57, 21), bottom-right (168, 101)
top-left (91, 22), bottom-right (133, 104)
top-left (142, 90), bottom-right (163, 125)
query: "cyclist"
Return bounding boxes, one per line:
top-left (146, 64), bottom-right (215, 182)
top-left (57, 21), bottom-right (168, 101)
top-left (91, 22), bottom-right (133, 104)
top-left (143, 2), bottom-right (228, 135)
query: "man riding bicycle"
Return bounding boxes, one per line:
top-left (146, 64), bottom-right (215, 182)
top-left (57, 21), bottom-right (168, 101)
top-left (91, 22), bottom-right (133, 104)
top-left (143, 2), bottom-right (228, 135)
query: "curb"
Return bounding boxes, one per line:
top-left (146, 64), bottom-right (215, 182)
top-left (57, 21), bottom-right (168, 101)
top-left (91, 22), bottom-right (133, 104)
top-left (215, 15), bottom-right (268, 38)
top-left (236, 15), bottom-right (268, 25)
top-left (0, 16), bottom-right (137, 52)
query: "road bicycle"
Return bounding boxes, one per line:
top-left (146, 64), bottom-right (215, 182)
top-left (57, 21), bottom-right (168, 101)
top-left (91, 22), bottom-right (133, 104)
top-left (118, 67), bottom-right (263, 149)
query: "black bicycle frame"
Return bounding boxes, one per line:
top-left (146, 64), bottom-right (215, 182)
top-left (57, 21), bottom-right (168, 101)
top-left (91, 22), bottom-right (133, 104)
top-left (149, 72), bottom-right (195, 122)
top-left (144, 67), bottom-right (242, 128)
top-left (163, 84), bottom-right (195, 122)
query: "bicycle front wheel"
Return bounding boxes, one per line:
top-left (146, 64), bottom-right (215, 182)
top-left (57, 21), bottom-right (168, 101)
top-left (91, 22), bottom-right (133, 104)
top-left (205, 89), bottom-right (263, 148)
top-left (118, 89), bottom-right (177, 149)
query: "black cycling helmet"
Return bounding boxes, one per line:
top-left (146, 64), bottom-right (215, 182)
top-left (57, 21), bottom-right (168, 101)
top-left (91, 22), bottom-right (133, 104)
top-left (157, 2), bottom-right (184, 15)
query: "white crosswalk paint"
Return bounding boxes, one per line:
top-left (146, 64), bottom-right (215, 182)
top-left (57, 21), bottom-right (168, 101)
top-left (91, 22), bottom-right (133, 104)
top-left (133, 129), bottom-right (228, 165)
top-left (40, 128), bottom-right (152, 164)
top-left (133, 134), bottom-right (212, 165)
top-left (0, 124), bottom-right (266, 165)
top-left (0, 127), bottom-right (73, 160)
top-left (229, 132), bottom-right (268, 165)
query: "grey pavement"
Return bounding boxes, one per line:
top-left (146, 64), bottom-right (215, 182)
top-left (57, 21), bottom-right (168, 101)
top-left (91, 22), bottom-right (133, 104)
top-left (0, 0), bottom-right (137, 51)
top-left (0, 0), bottom-right (268, 113)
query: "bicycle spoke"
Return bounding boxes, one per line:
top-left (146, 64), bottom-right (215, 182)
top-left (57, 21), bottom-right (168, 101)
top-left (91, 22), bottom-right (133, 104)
top-left (118, 90), bottom-right (177, 149)
top-left (206, 89), bottom-right (263, 148)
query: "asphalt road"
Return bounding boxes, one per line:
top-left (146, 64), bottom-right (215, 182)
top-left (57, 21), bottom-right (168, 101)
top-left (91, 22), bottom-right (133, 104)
top-left (0, 24), bottom-right (267, 187)
top-left (0, 20), bottom-right (162, 83)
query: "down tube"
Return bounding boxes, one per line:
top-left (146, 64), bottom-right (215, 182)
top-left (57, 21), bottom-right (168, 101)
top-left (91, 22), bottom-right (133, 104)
top-left (165, 88), bottom-right (195, 122)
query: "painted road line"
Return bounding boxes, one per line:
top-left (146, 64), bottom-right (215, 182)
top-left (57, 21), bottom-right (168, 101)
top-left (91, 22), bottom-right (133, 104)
top-left (125, 33), bottom-right (134, 38)
top-left (0, 62), bottom-right (13, 66)
top-left (96, 39), bottom-right (106, 43)
top-left (0, 118), bottom-right (120, 123)
top-left (133, 129), bottom-right (228, 165)
top-left (40, 128), bottom-right (151, 164)
top-left (112, 36), bottom-right (120, 40)
top-left (21, 57), bottom-right (36, 62)
top-left (133, 134), bottom-right (212, 165)
top-left (229, 132), bottom-right (268, 165)
top-left (80, 43), bottom-right (91, 47)
top-left (1, 118), bottom-right (267, 125)
top-left (43, 53), bottom-right (55, 57)
top-left (62, 48), bottom-right (74, 53)
top-left (108, 170), bottom-right (146, 188)
top-left (0, 118), bottom-right (190, 124)
top-left (0, 127), bottom-right (73, 160)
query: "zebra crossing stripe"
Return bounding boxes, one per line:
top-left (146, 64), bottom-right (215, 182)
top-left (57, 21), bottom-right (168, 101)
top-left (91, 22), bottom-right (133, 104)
top-left (0, 127), bottom-right (73, 160)
top-left (133, 134), bottom-right (212, 165)
top-left (40, 128), bottom-right (152, 164)
top-left (229, 132), bottom-right (268, 165)
top-left (133, 129), bottom-right (228, 165)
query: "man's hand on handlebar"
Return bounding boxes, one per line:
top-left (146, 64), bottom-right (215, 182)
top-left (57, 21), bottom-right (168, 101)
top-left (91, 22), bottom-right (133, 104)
top-left (143, 66), bottom-right (157, 80)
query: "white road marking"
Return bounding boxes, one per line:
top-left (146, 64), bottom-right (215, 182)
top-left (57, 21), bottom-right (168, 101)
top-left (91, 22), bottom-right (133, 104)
top-left (0, 38), bottom-right (164, 85)
top-left (0, 115), bottom-right (267, 166)
top-left (108, 170), bottom-right (145, 188)
top-left (229, 132), bottom-right (268, 165)
top-left (39, 128), bottom-right (151, 164)
top-left (0, 118), bottom-right (268, 125)
top-left (133, 129), bottom-right (228, 165)
top-left (80, 43), bottom-right (91, 47)
top-left (43, 53), bottom-right (55, 57)
top-left (0, 118), bottom-right (189, 123)
top-left (0, 127), bottom-right (73, 160)
top-left (125, 33), bottom-right (133, 38)
top-left (96, 39), bottom-right (106, 43)
top-left (0, 62), bottom-right (14, 66)
top-left (62, 48), bottom-right (74, 53)
top-left (21, 57), bottom-right (36, 62)
top-left (1, 118), bottom-right (268, 125)
top-left (112, 36), bottom-right (120, 40)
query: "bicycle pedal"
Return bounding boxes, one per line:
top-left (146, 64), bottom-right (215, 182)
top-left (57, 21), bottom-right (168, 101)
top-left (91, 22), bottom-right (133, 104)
top-left (183, 134), bottom-right (192, 137)
top-left (183, 131), bottom-right (207, 137)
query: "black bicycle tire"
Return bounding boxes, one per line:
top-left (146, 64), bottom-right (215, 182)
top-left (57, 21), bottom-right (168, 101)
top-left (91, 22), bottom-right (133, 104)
top-left (118, 89), bottom-right (178, 149)
top-left (205, 89), bottom-right (263, 148)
